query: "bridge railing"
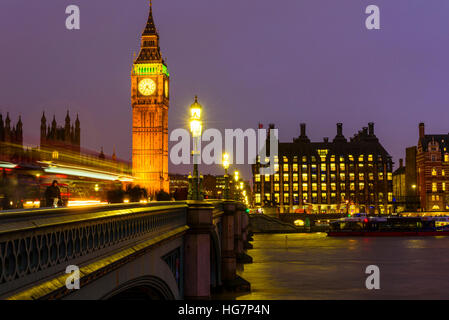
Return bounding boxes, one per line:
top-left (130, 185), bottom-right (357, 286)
top-left (0, 202), bottom-right (188, 298)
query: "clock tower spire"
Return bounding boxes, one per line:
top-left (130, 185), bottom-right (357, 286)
top-left (131, 1), bottom-right (169, 195)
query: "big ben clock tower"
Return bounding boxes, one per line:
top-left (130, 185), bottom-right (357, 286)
top-left (131, 1), bottom-right (169, 195)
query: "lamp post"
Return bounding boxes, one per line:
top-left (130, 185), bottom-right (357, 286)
top-left (187, 96), bottom-right (204, 200)
top-left (223, 153), bottom-right (230, 200)
top-left (234, 170), bottom-right (240, 201)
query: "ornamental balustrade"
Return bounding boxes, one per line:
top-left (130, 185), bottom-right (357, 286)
top-left (0, 202), bottom-right (187, 298)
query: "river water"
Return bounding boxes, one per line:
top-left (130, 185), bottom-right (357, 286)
top-left (235, 233), bottom-right (449, 300)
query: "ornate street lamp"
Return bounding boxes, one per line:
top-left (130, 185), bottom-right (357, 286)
top-left (234, 170), bottom-right (240, 201)
top-left (223, 153), bottom-right (230, 200)
top-left (187, 96), bottom-right (204, 200)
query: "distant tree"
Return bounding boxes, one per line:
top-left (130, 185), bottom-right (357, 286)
top-left (156, 190), bottom-right (171, 201)
top-left (126, 185), bottom-right (148, 202)
top-left (107, 186), bottom-right (125, 204)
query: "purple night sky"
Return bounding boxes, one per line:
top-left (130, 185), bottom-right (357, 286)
top-left (1, 0), bottom-right (449, 180)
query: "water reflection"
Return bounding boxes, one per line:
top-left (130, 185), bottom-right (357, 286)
top-left (231, 233), bottom-right (449, 300)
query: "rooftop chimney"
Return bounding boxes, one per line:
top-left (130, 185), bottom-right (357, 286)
top-left (323, 137), bottom-right (329, 143)
top-left (419, 123), bottom-right (425, 139)
top-left (337, 123), bottom-right (343, 136)
top-left (368, 122), bottom-right (374, 136)
top-left (399, 158), bottom-right (404, 168)
top-left (300, 123), bottom-right (306, 137)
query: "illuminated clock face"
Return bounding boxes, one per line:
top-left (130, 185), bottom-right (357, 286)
top-left (138, 78), bottom-right (156, 96)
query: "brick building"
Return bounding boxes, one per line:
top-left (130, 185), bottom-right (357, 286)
top-left (416, 123), bottom-right (449, 211)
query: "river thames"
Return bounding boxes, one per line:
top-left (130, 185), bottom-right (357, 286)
top-left (235, 233), bottom-right (449, 299)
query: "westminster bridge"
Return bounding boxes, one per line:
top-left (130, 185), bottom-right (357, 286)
top-left (0, 201), bottom-right (251, 300)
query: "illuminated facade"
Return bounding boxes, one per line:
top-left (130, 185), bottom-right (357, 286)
top-left (131, 3), bottom-right (169, 195)
top-left (416, 123), bottom-right (449, 211)
top-left (252, 123), bottom-right (394, 214)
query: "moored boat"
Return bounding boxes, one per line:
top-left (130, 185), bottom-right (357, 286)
top-left (327, 214), bottom-right (449, 236)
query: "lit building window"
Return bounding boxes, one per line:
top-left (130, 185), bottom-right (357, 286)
top-left (340, 183), bottom-right (346, 191)
top-left (349, 155), bottom-right (354, 161)
top-left (275, 193), bottom-right (280, 204)
top-left (379, 172), bottom-right (384, 180)
top-left (331, 183), bottom-right (336, 191)
top-left (321, 163), bottom-right (327, 171)
top-left (339, 156), bottom-right (345, 162)
top-left (303, 193), bottom-right (308, 201)
top-left (283, 156), bottom-right (289, 163)
top-left (442, 170), bottom-right (445, 176)
top-left (350, 183), bottom-right (355, 191)
top-left (340, 173), bottom-right (345, 180)
top-left (283, 164), bottom-right (289, 172)
top-left (302, 183), bottom-right (308, 192)
top-left (265, 174), bottom-right (270, 182)
top-left (341, 193), bottom-right (346, 201)
top-left (368, 154), bottom-right (373, 162)
top-left (274, 164), bottom-right (279, 172)
top-left (330, 163), bottom-right (336, 171)
top-left (283, 174), bottom-right (289, 181)
top-left (320, 193), bottom-right (326, 201)
top-left (443, 183), bottom-right (446, 191)
top-left (369, 173), bottom-right (374, 180)
top-left (302, 156), bottom-right (307, 162)
top-left (293, 164), bottom-right (298, 172)
top-left (302, 173), bottom-right (308, 181)
top-left (432, 168), bottom-right (437, 176)
top-left (388, 192), bottom-right (393, 202)
top-left (284, 193), bottom-right (289, 203)
top-left (350, 173), bottom-right (355, 181)
top-left (359, 182), bottom-right (365, 190)
top-left (445, 154), bottom-right (449, 162)
top-left (387, 173), bottom-right (392, 181)
top-left (265, 193), bottom-right (271, 201)
top-left (311, 156), bottom-right (316, 162)
top-left (330, 155), bottom-right (335, 162)
top-left (52, 151), bottom-right (59, 159)
top-left (293, 183), bottom-right (299, 192)
top-left (432, 183), bottom-right (438, 192)
top-left (274, 184), bottom-right (280, 192)
top-left (358, 155), bottom-right (364, 162)
top-left (293, 173), bottom-right (299, 182)
top-left (359, 173), bottom-right (364, 180)
top-left (284, 184), bottom-right (289, 192)
top-left (255, 174), bottom-right (260, 182)
top-left (274, 174), bottom-right (279, 182)
top-left (340, 163), bottom-right (345, 171)
top-left (255, 194), bottom-right (261, 203)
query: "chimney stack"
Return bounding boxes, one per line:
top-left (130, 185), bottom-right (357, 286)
top-left (300, 123), bottom-right (306, 137)
top-left (337, 123), bottom-right (343, 136)
top-left (323, 137), bottom-right (329, 143)
top-left (362, 127), bottom-right (368, 136)
top-left (399, 158), bottom-right (404, 168)
top-left (368, 122), bottom-right (374, 136)
top-left (419, 123), bottom-right (425, 139)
